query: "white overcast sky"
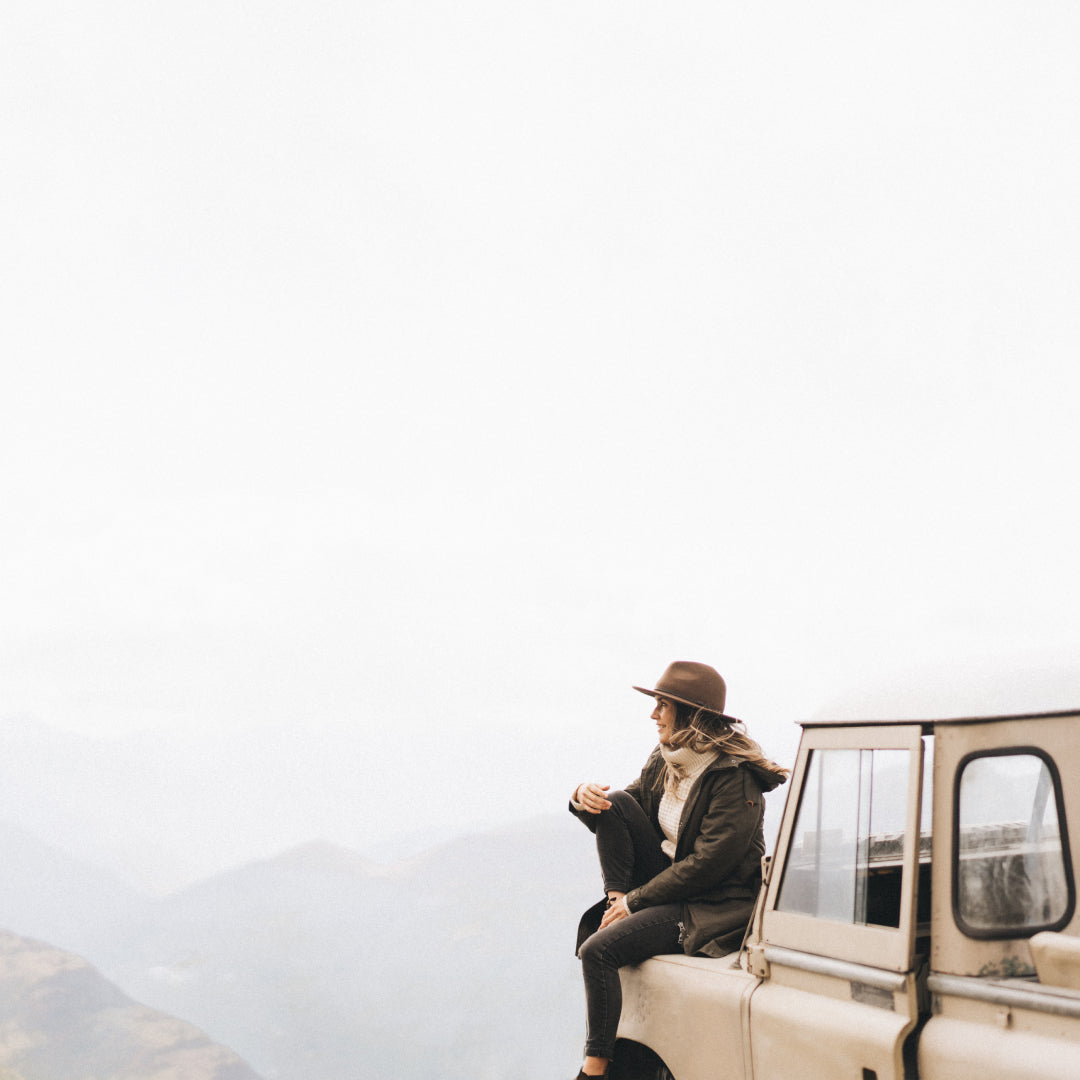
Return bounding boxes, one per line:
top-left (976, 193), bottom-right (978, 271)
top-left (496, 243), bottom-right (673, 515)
top-left (3, 2), bottom-right (1080, 874)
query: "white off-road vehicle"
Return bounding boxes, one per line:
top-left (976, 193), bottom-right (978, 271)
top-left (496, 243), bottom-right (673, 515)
top-left (614, 705), bottom-right (1080, 1080)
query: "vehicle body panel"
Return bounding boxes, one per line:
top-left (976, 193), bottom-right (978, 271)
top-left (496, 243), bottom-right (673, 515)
top-left (617, 953), bottom-right (755, 1080)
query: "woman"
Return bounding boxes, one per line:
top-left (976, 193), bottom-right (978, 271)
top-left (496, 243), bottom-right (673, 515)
top-left (569, 661), bottom-right (788, 1080)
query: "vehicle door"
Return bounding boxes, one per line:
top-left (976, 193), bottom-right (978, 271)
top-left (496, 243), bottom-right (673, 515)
top-left (919, 714), bottom-right (1080, 1080)
top-left (749, 723), bottom-right (927, 1080)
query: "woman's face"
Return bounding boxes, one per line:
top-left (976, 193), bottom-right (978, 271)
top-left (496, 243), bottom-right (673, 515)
top-left (651, 697), bottom-right (678, 744)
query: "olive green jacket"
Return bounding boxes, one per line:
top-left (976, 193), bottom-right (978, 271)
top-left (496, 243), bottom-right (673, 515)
top-left (573, 747), bottom-right (784, 956)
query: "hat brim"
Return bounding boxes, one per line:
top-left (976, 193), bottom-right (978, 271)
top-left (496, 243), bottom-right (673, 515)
top-left (632, 684), bottom-right (735, 722)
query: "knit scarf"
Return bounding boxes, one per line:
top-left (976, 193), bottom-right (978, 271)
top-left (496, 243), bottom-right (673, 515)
top-left (659, 743), bottom-right (720, 792)
top-left (656, 744), bottom-right (720, 858)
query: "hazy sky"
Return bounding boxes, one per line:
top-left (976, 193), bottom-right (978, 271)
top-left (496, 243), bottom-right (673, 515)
top-left (3, 2), bottom-right (1080, 886)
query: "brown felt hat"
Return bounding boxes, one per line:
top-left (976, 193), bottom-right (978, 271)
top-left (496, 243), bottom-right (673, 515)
top-left (633, 661), bottom-right (731, 718)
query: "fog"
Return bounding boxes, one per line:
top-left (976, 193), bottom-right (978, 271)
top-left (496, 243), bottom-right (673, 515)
top-left (4, 0), bottom-right (1080, 896)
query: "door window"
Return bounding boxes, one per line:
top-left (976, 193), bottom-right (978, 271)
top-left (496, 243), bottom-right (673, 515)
top-left (954, 748), bottom-right (1074, 938)
top-left (776, 747), bottom-right (910, 927)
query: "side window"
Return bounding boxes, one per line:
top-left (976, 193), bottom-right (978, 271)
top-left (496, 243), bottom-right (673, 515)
top-left (776, 747), bottom-right (911, 927)
top-left (955, 748), bottom-right (1075, 938)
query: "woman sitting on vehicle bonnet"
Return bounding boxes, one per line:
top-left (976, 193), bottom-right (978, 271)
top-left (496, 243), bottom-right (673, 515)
top-left (569, 661), bottom-right (788, 1080)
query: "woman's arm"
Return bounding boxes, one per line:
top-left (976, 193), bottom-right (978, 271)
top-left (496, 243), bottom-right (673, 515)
top-left (568, 781), bottom-right (611, 833)
top-left (626, 768), bottom-right (761, 910)
top-left (569, 747), bottom-right (660, 830)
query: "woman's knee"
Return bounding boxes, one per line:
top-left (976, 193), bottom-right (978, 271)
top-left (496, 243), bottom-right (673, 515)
top-left (578, 924), bottom-right (630, 972)
top-left (594, 790), bottom-right (641, 837)
top-left (596, 789), bottom-right (653, 839)
top-left (606, 789), bottom-right (639, 813)
top-left (577, 931), bottom-right (608, 969)
top-left (579, 909), bottom-right (681, 971)
top-left (600, 789), bottom-right (654, 831)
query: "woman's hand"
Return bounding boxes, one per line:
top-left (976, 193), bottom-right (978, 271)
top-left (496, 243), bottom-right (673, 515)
top-left (574, 782), bottom-right (612, 815)
top-left (599, 894), bottom-right (630, 928)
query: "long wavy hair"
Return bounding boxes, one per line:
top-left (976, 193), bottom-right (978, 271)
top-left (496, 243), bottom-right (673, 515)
top-left (657, 701), bottom-right (789, 791)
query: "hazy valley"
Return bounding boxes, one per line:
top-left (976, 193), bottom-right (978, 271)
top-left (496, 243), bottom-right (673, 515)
top-left (0, 810), bottom-right (602, 1079)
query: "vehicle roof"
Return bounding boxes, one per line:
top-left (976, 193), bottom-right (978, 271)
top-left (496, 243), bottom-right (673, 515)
top-left (800, 708), bottom-right (1080, 729)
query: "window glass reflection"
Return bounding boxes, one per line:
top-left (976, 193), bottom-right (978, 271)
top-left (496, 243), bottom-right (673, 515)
top-left (957, 753), bottom-right (1069, 934)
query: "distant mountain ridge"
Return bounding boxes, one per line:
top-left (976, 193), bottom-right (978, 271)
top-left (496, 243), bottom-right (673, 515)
top-left (0, 822), bottom-right (147, 958)
top-left (0, 930), bottom-right (264, 1080)
top-left (115, 814), bottom-right (600, 1080)
top-left (0, 713), bottom-right (545, 894)
top-left (0, 812), bottom-right (602, 1080)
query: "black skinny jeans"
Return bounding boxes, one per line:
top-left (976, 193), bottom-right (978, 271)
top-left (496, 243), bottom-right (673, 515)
top-left (577, 790), bottom-right (682, 1060)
